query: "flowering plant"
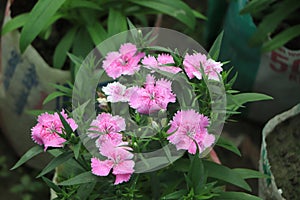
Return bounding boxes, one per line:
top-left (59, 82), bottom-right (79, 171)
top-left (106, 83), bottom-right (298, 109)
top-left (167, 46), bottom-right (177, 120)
top-left (12, 28), bottom-right (270, 200)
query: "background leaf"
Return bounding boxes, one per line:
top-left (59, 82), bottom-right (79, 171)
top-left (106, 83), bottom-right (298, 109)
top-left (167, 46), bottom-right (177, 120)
top-left (107, 8), bottom-right (127, 37)
top-left (1, 13), bottom-right (29, 35)
top-left (43, 91), bottom-right (66, 105)
top-left (208, 31), bottom-right (224, 60)
top-left (233, 168), bottom-right (269, 179)
top-left (11, 146), bottom-right (43, 170)
top-left (53, 27), bottom-right (77, 69)
top-left (216, 137), bottom-right (241, 156)
top-left (129, 0), bottom-right (196, 29)
top-left (58, 171), bottom-right (98, 186)
top-left (213, 192), bottom-right (262, 200)
top-left (42, 176), bottom-right (62, 194)
top-left (249, 0), bottom-right (300, 46)
top-left (203, 160), bottom-right (251, 191)
top-left (37, 151), bottom-right (73, 178)
top-left (20, 0), bottom-right (66, 52)
top-left (262, 24), bottom-right (300, 52)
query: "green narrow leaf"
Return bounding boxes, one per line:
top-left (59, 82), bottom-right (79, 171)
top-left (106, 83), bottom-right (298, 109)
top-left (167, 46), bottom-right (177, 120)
top-left (53, 27), bottom-right (77, 69)
top-left (25, 109), bottom-right (55, 116)
top-left (49, 83), bottom-right (73, 96)
top-left (67, 53), bottom-right (83, 66)
top-left (43, 91), bottom-right (66, 105)
top-left (130, 0), bottom-right (196, 29)
top-left (127, 18), bottom-right (137, 30)
top-left (162, 189), bottom-right (187, 199)
top-left (107, 8), bottom-right (127, 36)
top-left (213, 192), bottom-right (262, 200)
top-left (188, 152), bottom-right (205, 195)
top-left (20, 0), bottom-right (66, 52)
top-left (203, 160), bottom-right (252, 191)
top-left (86, 22), bottom-right (107, 46)
top-left (233, 168), bottom-right (269, 179)
top-left (11, 146), bottom-right (43, 170)
top-left (208, 31), bottom-right (224, 60)
top-left (216, 137), bottom-right (241, 156)
top-left (227, 92), bottom-right (273, 112)
top-left (57, 111), bottom-right (73, 138)
top-left (192, 9), bottom-right (207, 20)
top-left (250, 0), bottom-right (300, 46)
top-left (77, 182), bottom-right (96, 200)
top-left (58, 171), bottom-right (98, 185)
top-left (262, 24), bottom-right (300, 52)
top-left (1, 13), bottom-right (29, 35)
top-left (73, 142), bottom-right (81, 160)
top-left (67, 53), bottom-right (83, 79)
top-left (233, 93), bottom-right (272, 106)
top-left (240, 0), bottom-right (274, 15)
top-left (72, 27), bottom-right (94, 58)
top-left (42, 176), bottom-right (62, 194)
top-left (37, 151), bottom-right (73, 178)
top-left (66, 0), bottom-right (102, 10)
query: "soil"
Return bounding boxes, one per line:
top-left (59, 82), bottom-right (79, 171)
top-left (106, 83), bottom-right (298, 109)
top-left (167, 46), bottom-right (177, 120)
top-left (266, 114), bottom-right (300, 200)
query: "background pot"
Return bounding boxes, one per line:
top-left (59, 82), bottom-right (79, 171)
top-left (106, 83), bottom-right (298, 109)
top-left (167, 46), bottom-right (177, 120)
top-left (0, 6), bottom-right (71, 169)
top-left (259, 103), bottom-right (300, 200)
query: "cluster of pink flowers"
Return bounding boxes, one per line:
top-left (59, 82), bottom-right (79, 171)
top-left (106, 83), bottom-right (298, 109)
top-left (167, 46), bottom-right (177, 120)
top-left (30, 42), bottom-right (221, 185)
top-left (102, 75), bottom-right (176, 115)
top-left (88, 113), bottom-right (134, 185)
top-left (103, 43), bottom-right (223, 81)
top-left (31, 110), bottom-right (78, 151)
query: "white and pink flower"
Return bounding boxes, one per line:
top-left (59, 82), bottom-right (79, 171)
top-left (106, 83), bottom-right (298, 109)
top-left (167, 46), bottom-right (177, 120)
top-left (142, 53), bottom-right (182, 74)
top-left (183, 53), bottom-right (223, 80)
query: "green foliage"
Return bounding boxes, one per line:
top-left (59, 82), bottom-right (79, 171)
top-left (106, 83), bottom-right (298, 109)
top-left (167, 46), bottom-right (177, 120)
top-left (216, 137), bottom-right (241, 156)
top-left (208, 31), bottom-right (224, 60)
top-left (241, 0), bottom-right (300, 52)
top-left (19, 0), bottom-right (66, 52)
top-left (213, 192), bottom-right (262, 200)
top-left (10, 146), bottom-right (43, 170)
top-left (37, 151), bottom-right (73, 178)
top-left (2, 0), bottom-right (202, 74)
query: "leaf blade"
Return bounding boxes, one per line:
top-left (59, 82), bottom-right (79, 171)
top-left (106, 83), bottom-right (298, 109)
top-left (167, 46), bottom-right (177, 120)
top-left (58, 171), bottom-right (98, 185)
top-left (11, 146), bottom-right (44, 170)
top-left (20, 0), bottom-right (66, 52)
top-left (37, 151), bottom-right (73, 178)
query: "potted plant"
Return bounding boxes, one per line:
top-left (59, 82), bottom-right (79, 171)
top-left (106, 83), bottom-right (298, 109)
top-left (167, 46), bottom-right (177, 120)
top-left (11, 26), bottom-right (271, 199)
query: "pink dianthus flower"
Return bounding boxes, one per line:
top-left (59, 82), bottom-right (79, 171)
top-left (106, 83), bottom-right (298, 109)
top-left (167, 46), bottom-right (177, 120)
top-left (142, 53), bottom-right (181, 74)
top-left (88, 113), bottom-right (126, 139)
top-left (183, 53), bottom-right (223, 80)
top-left (102, 43), bottom-right (145, 79)
top-left (31, 110), bottom-right (78, 151)
top-left (91, 136), bottom-right (134, 185)
top-left (129, 74), bottom-right (176, 114)
top-left (167, 110), bottom-right (215, 154)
